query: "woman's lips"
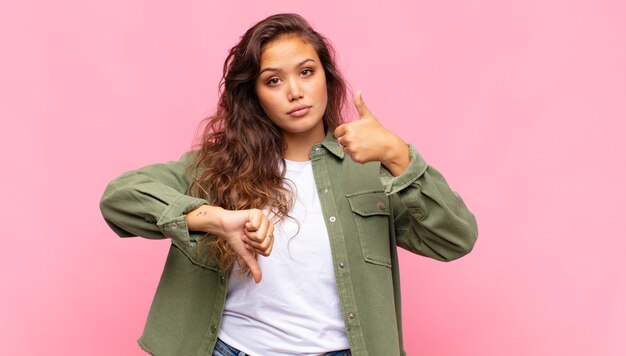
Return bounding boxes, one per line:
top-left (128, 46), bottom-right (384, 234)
top-left (288, 106), bottom-right (312, 118)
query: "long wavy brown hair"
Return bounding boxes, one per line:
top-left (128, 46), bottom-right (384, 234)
top-left (190, 13), bottom-right (347, 274)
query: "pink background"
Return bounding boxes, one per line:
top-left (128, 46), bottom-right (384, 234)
top-left (1, 0), bottom-right (625, 355)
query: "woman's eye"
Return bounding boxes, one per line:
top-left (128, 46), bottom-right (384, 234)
top-left (267, 78), bottom-right (280, 86)
top-left (301, 69), bottom-right (313, 76)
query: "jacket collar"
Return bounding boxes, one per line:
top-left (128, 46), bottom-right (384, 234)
top-left (320, 130), bottom-right (345, 159)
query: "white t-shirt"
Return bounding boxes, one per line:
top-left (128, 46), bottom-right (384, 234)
top-left (218, 159), bottom-right (349, 355)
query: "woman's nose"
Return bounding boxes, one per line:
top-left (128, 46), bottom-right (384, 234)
top-left (287, 78), bottom-right (303, 101)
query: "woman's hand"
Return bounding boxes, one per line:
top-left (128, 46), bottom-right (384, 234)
top-left (333, 90), bottom-right (410, 176)
top-left (186, 205), bottom-right (274, 283)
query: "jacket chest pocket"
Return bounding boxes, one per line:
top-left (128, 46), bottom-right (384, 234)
top-left (172, 236), bottom-right (219, 271)
top-left (346, 191), bottom-right (392, 267)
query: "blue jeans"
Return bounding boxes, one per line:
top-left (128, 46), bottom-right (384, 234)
top-left (213, 337), bottom-right (247, 356)
top-left (212, 338), bottom-right (352, 356)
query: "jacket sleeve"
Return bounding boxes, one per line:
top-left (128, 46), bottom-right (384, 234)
top-left (99, 151), bottom-right (209, 247)
top-left (379, 145), bottom-right (478, 261)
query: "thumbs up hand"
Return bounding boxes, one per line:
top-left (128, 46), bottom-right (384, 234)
top-left (333, 90), bottom-right (410, 176)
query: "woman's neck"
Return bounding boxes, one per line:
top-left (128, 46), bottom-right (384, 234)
top-left (281, 128), bottom-right (325, 162)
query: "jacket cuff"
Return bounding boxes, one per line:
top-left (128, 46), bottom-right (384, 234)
top-left (380, 144), bottom-right (428, 195)
top-left (157, 195), bottom-right (208, 246)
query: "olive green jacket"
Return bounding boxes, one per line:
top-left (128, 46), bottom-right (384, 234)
top-left (100, 132), bottom-right (478, 356)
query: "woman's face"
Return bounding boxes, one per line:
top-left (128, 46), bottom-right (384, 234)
top-left (255, 35), bottom-right (328, 142)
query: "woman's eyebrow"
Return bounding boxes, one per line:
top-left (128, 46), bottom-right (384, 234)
top-left (259, 58), bottom-right (316, 75)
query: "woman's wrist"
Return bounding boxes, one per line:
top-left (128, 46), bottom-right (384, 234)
top-left (185, 205), bottom-right (227, 235)
top-left (381, 135), bottom-right (410, 176)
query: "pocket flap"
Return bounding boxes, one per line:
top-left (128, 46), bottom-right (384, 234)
top-left (172, 237), bottom-right (219, 271)
top-left (346, 191), bottom-right (390, 217)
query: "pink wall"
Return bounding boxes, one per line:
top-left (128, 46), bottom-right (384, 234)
top-left (2, 0), bottom-right (624, 355)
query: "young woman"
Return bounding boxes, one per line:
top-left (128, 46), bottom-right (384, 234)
top-left (100, 13), bottom-right (478, 356)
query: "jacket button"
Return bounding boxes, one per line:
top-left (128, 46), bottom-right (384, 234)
top-left (338, 261), bottom-right (345, 269)
top-left (329, 216), bottom-right (336, 222)
top-left (170, 222), bottom-right (177, 229)
top-left (220, 275), bottom-right (225, 284)
top-left (377, 202), bottom-right (386, 210)
top-left (211, 324), bottom-right (217, 333)
top-left (348, 312), bottom-right (355, 320)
